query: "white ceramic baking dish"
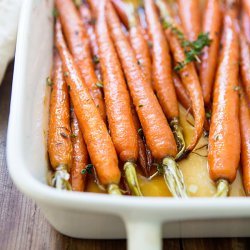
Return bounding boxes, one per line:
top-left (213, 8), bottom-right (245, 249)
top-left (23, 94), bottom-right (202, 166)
top-left (6, 0), bottom-right (250, 249)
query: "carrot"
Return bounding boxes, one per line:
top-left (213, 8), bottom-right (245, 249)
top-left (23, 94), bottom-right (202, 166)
top-left (129, 14), bottom-right (152, 88)
top-left (130, 102), bottom-right (151, 177)
top-left (239, 33), bottom-right (250, 102)
top-left (110, 0), bottom-right (153, 175)
top-left (177, 0), bottom-right (201, 41)
top-left (208, 8), bottom-right (240, 197)
top-left (113, 0), bottom-right (152, 88)
top-left (243, 0), bottom-right (250, 18)
top-left (145, 0), bottom-right (185, 157)
top-left (55, 0), bottom-right (106, 121)
top-left (156, 0), bottom-right (205, 154)
top-left (96, 1), bottom-right (142, 196)
top-left (137, 5), bottom-right (151, 43)
top-left (111, 0), bottom-right (151, 45)
top-left (241, 9), bottom-right (250, 44)
top-left (87, 0), bottom-right (99, 15)
top-left (70, 107), bottom-right (89, 192)
top-left (200, 0), bottom-right (222, 106)
top-left (106, 1), bottom-right (187, 197)
top-left (55, 19), bottom-right (121, 195)
top-left (111, 0), bottom-right (129, 27)
top-left (79, 3), bottom-right (102, 80)
top-left (239, 91), bottom-right (250, 196)
top-left (47, 53), bottom-right (72, 190)
top-left (172, 72), bottom-right (192, 112)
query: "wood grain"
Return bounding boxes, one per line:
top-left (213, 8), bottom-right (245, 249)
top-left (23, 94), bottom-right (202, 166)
top-left (0, 62), bottom-right (249, 250)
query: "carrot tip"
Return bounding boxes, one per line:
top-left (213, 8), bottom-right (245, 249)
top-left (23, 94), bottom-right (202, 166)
top-left (214, 179), bottom-right (229, 197)
top-left (124, 162), bottom-right (143, 196)
top-left (162, 157), bottom-right (188, 198)
top-left (107, 183), bottom-right (122, 195)
top-left (170, 118), bottom-right (186, 160)
top-left (51, 164), bottom-right (72, 191)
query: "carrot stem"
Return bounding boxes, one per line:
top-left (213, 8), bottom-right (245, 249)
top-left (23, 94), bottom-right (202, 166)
top-left (214, 179), bottom-right (229, 197)
top-left (51, 164), bottom-right (72, 190)
top-left (162, 157), bottom-right (187, 197)
top-left (170, 118), bottom-right (185, 159)
top-left (124, 162), bottom-right (143, 196)
top-left (107, 183), bottom-right (122, 195)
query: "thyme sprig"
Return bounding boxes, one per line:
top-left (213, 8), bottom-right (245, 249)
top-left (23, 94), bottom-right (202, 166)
top-left (162, 20), bottom-right (211, 71)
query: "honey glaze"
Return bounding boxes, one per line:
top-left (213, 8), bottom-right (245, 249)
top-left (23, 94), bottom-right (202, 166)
top-left (86, 105), bottom-right (245, 197)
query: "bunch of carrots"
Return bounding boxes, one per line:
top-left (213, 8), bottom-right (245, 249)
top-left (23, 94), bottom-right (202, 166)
top-left (47, 0), bottom-right (250, 198)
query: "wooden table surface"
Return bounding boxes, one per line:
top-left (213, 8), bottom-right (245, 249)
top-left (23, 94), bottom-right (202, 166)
top-left (1, 62), bottom-right (250, 250)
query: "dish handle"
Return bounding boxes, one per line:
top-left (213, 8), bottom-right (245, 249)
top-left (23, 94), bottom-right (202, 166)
top-left (125, 219), bottom-right (162, 250)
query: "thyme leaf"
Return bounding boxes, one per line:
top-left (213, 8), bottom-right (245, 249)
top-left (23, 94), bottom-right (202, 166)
top-left (81, 164), bottom-right (94, 175)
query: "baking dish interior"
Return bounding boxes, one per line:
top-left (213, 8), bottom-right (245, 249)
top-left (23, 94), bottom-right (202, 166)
top-left (7, 0), bottom-right (250, 235)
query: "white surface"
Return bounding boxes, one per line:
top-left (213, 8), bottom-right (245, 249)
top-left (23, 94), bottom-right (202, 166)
top-left (6, 1), bottom-right (250, 250)
top-left (0, 0), bottom-right (23, 83)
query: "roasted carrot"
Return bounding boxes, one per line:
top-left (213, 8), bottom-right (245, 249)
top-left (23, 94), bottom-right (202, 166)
top-left (106, 1), bottom-right (187, 197)
top-left (111, 0), bottom-right (129, 27)
top-left (79, 3), bottom-right (98, 57)
top-left (130, 101), bottom-right (151, 177)
top-left (239, 92), bottom-right (250, 196)
top-left (113, 0), bottom-right (152, 88)
top-left (96, 0), bottom-right (142, 196)
top-left (109, 0), bottom-right (153, 175)
top-left (70, 107), bottom-right (88, 192)
top-left (55, 19), bottom-right (121, 195)
top-left (55, 0), bottom-right (106, 121)
top-left (177, 0), bottom-right (201, 41)
top-left (137, 5), bottom-right (150, 43)
top-left (241, 9), bottom-right (250, 44)
top-left (48, 53), bottom-right (72, 190)
top-left (239, 33), bottom-right (250, 101)
top-left (79, 3), bottom-right (102, 80)
top-left (200, 0), bottom-right (222, 106)
top-left (208, 9), bottom-right (240, 197)
top-left (243, 0), bottom-right (250, 18)
top-left (172, 72), bottom-right (192, 112)
top-left (87, 0), bottom-right (99, 15)
top-left (145, 0), bottom-right (185, 157)
top-left (156, 0), bottom-right (205, 154)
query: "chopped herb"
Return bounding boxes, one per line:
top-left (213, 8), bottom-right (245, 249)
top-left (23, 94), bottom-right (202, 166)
top-left (147, 41), bottom-right (153, 48)
top-left (174, 61), bottom-right (186, 71)
top-left (52, 8), bottom-right (59, 18)
top-left (138, 104), bottom-right (144, 108)
top-left (138, 128), bottom-right (143, 136)
top-left (73, 0), bottom-right (82, 7)
top-left (60, 132), bottom-right (68, 139)
top-left (214, 134), bottom-right (220, 141)
top-left (162, 19), bottom-right (172, 30)
top-left (205, 111), bottom-right (211, 119)
top-left (137, 60), bottom-right (142, 65)
top-left (70, 134), bottom-right (77, 138)
top-left (81, 164), bottom-right (94, 175)
top-left (93, 55), bottom-right (99, 64)
top-left (171, 26), bottom-right (185, 41)
top-left (96, 82), bottom-right (104, 88)
top-left (46, 77), bottom-right (54, 87)
top-left (64, 71), bottom-right (69, 77)
top-left (234, 85), bottom-right (241, 91)
top-left (88, 18), bottom-right (96, 25)
top-left (68, 85), bottom-right (71, 91)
